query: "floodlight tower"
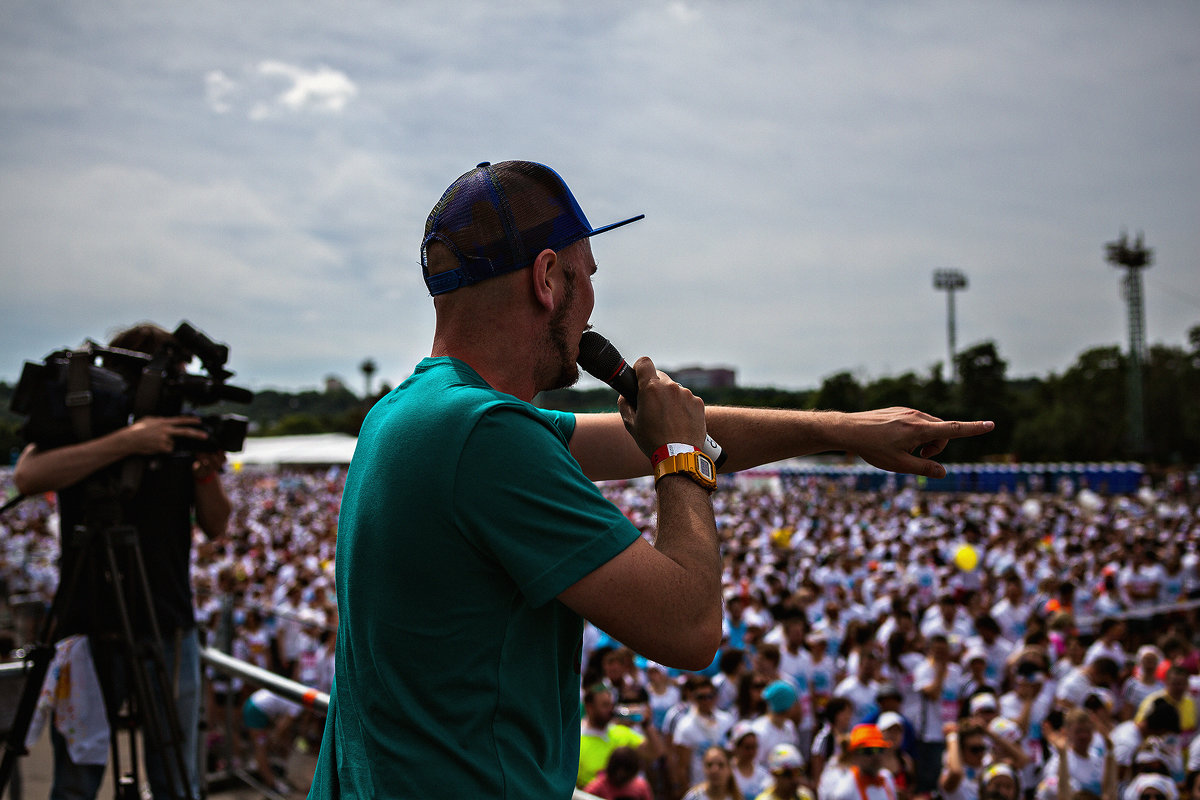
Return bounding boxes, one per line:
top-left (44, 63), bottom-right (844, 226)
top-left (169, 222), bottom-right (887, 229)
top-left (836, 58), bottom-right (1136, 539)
top-left (1105, 230), bottom-right (1153, 455)
top-left (933, 269), bottom-right (968, 382)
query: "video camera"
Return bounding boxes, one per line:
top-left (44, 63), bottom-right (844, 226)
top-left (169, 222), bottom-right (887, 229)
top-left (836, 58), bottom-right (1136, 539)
top-left (11, 321), bottom-right (253, 454)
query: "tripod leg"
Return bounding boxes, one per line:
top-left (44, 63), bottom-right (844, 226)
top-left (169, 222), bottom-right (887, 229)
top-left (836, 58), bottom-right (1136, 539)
top-left (102, 526), bottom-right (196, 800)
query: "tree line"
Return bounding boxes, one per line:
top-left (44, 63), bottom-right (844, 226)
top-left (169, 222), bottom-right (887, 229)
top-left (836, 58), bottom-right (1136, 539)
top-left (3, 324), bottom-right (1197, 467)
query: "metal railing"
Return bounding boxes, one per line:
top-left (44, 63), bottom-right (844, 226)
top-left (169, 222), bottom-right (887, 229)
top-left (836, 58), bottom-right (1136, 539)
top-left (200, 647), bottom-right (328, 712)
top-left (199, 646), bottom-right (327, 799)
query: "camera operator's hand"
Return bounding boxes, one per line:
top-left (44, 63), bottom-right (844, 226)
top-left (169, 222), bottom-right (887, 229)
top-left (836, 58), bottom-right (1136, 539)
top-left (122, 415), bottom-right (208, 455)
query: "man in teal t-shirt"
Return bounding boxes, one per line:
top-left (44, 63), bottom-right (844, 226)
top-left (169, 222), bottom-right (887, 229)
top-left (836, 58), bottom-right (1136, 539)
top-left (316, 356), bottom-right (642, 796)
top-left (307, 161), bottom-right (994, 799)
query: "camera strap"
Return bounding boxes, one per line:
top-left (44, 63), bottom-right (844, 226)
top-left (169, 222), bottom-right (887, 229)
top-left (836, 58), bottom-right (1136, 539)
top-left (65, 345), bottom-right (97, 443)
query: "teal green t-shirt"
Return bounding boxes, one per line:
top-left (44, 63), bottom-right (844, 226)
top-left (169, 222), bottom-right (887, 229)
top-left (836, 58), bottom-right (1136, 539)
top-left (308, 357), bottom-right (641, 799)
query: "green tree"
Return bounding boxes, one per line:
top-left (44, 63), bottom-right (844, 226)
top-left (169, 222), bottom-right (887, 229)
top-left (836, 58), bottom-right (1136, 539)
top-left (1016, 346), bottom-right (1126, 461)
top-left (952, 341), bottom-right (1012, 459)
top-left (813, 371), bottom-right (864, 412)
top-left (862, 372), bottom-right (924, 412)
top-left (1144, 343), bottom-right (1200, 463)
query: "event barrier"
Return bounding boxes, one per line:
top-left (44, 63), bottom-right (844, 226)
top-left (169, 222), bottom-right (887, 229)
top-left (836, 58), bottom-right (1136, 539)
top-left (769, 461), bottom-right (1146, 494)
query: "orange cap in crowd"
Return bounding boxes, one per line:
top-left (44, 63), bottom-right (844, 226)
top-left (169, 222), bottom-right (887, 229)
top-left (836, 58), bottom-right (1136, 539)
top-left (848, 724), bottom-right (892, 751)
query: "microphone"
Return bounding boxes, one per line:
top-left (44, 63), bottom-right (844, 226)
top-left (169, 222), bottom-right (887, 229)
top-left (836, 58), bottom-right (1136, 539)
top-left (578, 330), bottom-right (726, 469)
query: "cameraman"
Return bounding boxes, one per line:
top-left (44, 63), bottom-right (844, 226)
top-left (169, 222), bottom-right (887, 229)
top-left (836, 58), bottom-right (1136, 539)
top-left (13, 323), bottom-right (230, 800)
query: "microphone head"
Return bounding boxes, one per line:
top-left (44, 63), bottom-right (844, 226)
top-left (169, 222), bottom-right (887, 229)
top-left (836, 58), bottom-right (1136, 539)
top-left (577, 330), bottom-right (624, 381)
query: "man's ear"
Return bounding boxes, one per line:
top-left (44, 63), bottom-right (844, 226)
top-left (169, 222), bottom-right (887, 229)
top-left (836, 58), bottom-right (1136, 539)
top-left (530, 248), bottom-right (558, 311)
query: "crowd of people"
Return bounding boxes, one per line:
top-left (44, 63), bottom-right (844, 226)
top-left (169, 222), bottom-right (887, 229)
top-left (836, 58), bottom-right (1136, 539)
top-left (2, 462), bottom-right (1198, 800)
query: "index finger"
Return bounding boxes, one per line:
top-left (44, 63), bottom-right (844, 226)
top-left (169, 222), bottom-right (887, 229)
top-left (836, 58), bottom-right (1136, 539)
top-left (929, 420), bottom-right (994, 440)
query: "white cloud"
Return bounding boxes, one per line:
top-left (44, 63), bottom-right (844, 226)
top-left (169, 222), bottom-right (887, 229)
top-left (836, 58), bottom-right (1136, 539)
top-left (204, 69), bottom-right (236, 114)
top-left (205, 60), bottom-right (358, 120)
top-left (257, 60), bottom-right (358, 114)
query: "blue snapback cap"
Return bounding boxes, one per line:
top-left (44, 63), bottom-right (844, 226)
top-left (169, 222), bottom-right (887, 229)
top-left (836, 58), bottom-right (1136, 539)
top-left (421, 161), bottom-right (644, 296)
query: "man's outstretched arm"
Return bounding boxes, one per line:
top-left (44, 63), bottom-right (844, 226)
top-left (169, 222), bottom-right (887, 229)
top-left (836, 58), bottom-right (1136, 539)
top-left (570, 404), bottom-right (994, 482)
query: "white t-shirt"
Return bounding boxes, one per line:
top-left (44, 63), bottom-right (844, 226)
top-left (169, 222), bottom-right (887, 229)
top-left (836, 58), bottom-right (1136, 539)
top-left (780, 646), bottom-right (816, 728)
top-left (1055, 667), bottom-right (1102, 708)
top-left (941, 762), bottom-right (986, 800)
top-left (913, 660), bottom-right (964, 741)
top-left (674, 709), bottom-right (735, 786)
top-left (991, 597), bottom-right (1031, 642)
top-left (999, 688), bottom-right (1053, 788)
top-left (732, 760), bottom-right (770, 800)
top-left (1041, 744), bottom-right (1108, 797)
top-left (750, 714), bottom-right (800, 769)
top-left (1110, 720), bottom-right (1143, 767)
top-left (249, 688), bottom-right (303, 719)
top-left (824, 768), bottom-right (898, 800)
top-left (835, 676), bottom-right (882, 724)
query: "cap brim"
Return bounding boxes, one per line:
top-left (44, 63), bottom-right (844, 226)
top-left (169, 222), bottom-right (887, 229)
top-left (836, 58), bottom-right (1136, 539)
top-left (588, 214), bottom-right (644, 238)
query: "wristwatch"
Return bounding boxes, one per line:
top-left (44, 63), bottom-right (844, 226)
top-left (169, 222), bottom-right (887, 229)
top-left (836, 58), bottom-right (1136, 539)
top-left (653, 449), bottom-right (717, 492)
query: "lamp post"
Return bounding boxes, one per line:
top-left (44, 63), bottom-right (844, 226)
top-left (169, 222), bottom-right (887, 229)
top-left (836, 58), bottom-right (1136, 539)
top-left (933, 269), bottom-right (968, 383)
top-left (1105, 231), bottom-right (1152, 455)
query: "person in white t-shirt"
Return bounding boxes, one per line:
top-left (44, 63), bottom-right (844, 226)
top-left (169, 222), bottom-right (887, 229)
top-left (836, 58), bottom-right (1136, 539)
top-left (1056, 657), bottom-right (1121, 710)
top-left (1122, 647), bottom-right (1165, 717)
top-left (1084, 618), bottom-right (1129, 673)
top-left (835, 647), bottom-right (884, 724)
top-left (914, 634), bottom-right (964, 795)
top-left (1110, 697), bottom-right (1181, 786)
top-left (674, 679), bottom-right (737, 789)
top-left (940, 721), bottom-right (996, 800)
top-left (1039, 708), bottom-right (1112, 799)
top-left (242, 688), bottom-right (304, 794)
top-left (1000, 661), bottom-right (1054, 792)
top-left (991, 572), bottom-right (1032, 643)
top-left (752, 682), bottom-right (801, 770)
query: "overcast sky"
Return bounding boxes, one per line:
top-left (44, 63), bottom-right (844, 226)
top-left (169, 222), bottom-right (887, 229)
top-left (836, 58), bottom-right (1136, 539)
top-left (2, 1), bottom-right (1197, 397)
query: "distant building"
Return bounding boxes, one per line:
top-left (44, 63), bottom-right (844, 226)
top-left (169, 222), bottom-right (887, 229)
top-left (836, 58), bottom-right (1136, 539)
top-left (324, 375), bottom-right (349, 395)
top-left (670, 366), bottom-right (737, 390)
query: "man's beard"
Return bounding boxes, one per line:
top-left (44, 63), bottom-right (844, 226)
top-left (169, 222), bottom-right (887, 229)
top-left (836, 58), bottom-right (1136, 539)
top-left (541, 264), bottom-right (580, 392)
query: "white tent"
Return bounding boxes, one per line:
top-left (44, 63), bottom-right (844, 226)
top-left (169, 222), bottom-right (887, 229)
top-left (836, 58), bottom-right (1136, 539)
top-left (230, 433), bottom-right (358, 466)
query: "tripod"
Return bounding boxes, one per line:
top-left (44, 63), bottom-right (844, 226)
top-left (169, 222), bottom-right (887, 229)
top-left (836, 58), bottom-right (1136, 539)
top-left (0, 515), bottom-right (196, 800)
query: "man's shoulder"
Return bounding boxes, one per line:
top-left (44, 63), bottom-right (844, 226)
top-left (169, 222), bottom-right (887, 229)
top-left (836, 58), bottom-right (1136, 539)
top-left (359, 360), bottom-right (571, 454)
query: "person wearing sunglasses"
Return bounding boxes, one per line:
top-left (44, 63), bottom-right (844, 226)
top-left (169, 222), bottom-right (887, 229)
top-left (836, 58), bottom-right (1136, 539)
top-left (940, 721), bottom-right (995, 800)
top-left (675, 678), bottom-right (737, 791)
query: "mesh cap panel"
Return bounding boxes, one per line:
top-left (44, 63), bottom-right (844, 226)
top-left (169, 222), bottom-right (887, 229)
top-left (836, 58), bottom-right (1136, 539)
top-left (421, 161), bottom-right (642, 296)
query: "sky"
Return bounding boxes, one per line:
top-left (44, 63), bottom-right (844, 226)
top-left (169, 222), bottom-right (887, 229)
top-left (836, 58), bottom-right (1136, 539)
top-left (1, 1), bottom-right (1197, 397)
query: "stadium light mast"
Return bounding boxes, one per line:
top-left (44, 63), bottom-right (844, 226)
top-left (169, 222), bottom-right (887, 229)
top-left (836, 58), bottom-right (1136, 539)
top-left (933, 268), bottom-right (968, 382)
top-left (1105, 230), bottom-right (1153, 455)
top-left (360, 358), bottom-right (377, 399)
